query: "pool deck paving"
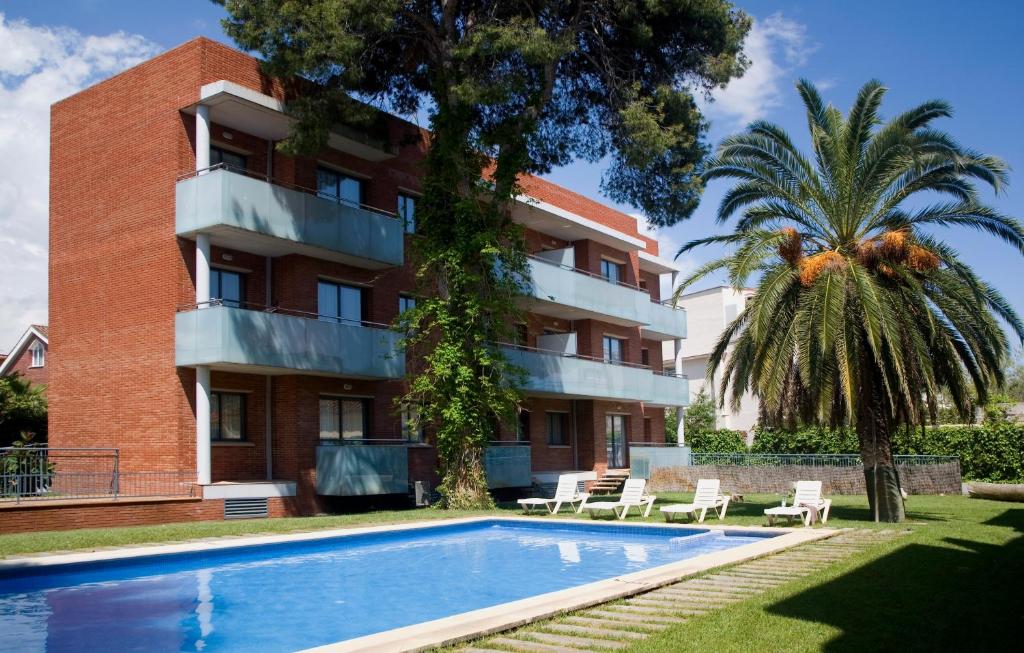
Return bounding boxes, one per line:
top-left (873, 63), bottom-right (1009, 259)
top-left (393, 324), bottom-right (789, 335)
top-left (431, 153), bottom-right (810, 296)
top-left (453, 528), bottom-right (906, 653)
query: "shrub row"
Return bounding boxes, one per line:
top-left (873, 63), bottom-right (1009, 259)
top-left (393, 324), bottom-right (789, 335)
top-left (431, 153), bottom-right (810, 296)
top-left (739, 424), bottom-right (1024, 482)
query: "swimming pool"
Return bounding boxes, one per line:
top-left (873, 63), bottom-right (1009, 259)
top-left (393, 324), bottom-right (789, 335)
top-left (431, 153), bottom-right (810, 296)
top-left (0, 518), bottom-right (783, 652)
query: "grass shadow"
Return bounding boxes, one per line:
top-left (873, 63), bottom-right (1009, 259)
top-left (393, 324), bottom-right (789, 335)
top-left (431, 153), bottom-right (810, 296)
top-left (764, 507), bottom-right (1024, 651)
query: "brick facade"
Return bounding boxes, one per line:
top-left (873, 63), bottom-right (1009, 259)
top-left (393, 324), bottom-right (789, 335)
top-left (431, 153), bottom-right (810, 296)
top-left (42, 37), bottom-right (682, 529)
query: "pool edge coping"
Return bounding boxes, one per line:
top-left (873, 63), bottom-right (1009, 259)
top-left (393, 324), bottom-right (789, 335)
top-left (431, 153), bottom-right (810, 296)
top-left (0, 515), bottom-right (837, 652)
top-left (296, 522), bottom-right (834, 653)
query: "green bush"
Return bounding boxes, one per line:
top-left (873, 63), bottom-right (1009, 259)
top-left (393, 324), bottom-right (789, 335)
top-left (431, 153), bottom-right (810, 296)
top-left (893, 423), bottom-right (1024, 483)
top-left (750, 422), bottom-right (1024, 482)
top-left (687, 428), bottom-right (747, 453)
top-left (750, 426), bottom-right (859, 454)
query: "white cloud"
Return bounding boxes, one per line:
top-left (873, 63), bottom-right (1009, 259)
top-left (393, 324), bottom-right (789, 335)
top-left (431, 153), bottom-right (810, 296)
top-left (0, 14), bottom-right (160, 351)
top-left (701, 13), bottom-right (815, 128)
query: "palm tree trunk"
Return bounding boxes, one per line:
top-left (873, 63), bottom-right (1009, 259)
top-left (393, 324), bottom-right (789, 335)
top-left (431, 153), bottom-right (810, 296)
top-left (856, 383), bottom-right (905, 522)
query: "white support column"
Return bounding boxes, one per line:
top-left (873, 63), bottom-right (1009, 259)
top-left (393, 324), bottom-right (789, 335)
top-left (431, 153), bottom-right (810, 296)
top-left (196, 104), bottom-right (211, 173)
top-left (675, 338), bottom-right (686, 447)
top-left (196, 365), bottom-right (212, 486)
top-left (196, 233), bottom-right (211, 306)
top-left (194, 105), bottom-right (212, 487)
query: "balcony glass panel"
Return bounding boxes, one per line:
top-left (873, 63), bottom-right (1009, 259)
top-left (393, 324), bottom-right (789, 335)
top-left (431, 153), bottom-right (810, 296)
top-left (175, 305), bottom-right (404, 379)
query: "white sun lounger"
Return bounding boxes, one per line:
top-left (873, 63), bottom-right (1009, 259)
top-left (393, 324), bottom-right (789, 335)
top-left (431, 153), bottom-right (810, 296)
top-left (660, 479), bottom-right (731, 523)
top-left (517, 474), bottom-right (588, 514)
top-left (764, 480), bottom-right (832, 526)
top-left (583, 478), bottom-right (656, 520)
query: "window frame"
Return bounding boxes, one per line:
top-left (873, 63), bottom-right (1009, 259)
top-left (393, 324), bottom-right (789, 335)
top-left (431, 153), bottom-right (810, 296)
top-left (602, 335), bottom-right (625, 364)
top-left (316, 166), bottom-right (365, 208)
top-left (210, 391), bottom-right (246, 442)
top-left (600, 259), bottom-right (624, 284)
top-left (546, 411), bottom-right (569, 446)
top-left (29, 342), bottom-right (45, 368)
top-left (318, 396), bottom-right (371, 443)
top-left (317, 279), bottom-right (366, 325)
top-left (210, 146), bottom-right (248, 172)
top-left (517, 409), bottom-right (531, 443)
top-left (397, 193), bottom-right (417, 234)
top-left (398, 294), bottom-right (417, 315)
top-left (401, 403), bottom-right (424, 443)
top-left (210, 268), bottom-right (244, 308)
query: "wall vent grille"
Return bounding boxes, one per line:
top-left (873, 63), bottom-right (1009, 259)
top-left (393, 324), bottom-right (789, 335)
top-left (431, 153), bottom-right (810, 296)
top-left (224, 497), bottom-right (268, 519)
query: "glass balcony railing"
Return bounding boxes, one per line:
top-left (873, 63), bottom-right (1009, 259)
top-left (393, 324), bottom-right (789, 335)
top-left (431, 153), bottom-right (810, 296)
top-left (175, 166), bottom-right (404, 269)
top-left (175, 302), bottom-right (404, 379)
top-left (525, 256), bottom-right (651, 326)
top-left (503, 345), bottom-right (688, 406)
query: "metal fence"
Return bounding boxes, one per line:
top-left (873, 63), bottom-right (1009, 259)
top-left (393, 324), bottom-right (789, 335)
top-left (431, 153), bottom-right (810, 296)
top-left (689, 452), bottom-right (959, 467)
top-left (0, 446), bottom-right (195, 503)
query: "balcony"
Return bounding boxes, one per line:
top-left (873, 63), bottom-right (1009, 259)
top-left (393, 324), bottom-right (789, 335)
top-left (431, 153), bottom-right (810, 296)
top-left (316, 442), bottom-right (409, 496)
top-left (484, 443), bottom-right (532, 489)
top-left (644, 301), bottom-right (688, 340)
top-left (175, 304), bottom-right (404, 379)
top-left (521, 256), bottom-right (650, 327)
top-left (503, 347), bottom-right (689, 407)
top-left (175, 167), bottom-right (404, 269)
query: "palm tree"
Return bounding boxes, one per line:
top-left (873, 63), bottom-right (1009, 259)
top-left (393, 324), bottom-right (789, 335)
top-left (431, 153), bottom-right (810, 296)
top-left (677, 80), bottom-right (1024, 521)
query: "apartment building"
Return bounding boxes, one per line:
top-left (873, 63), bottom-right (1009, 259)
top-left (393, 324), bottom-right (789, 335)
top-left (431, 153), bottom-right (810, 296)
top-left (672, 286), bottom-right (758, 434)
top-left (47, 38), bottom-right (688, 519)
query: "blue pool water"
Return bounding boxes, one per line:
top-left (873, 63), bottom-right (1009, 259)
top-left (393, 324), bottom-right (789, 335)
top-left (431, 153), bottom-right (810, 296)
top-left (0, 519), bottom-right (774, 652)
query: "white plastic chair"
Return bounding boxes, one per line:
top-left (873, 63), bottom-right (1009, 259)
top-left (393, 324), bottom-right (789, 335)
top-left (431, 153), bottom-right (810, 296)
top-left (583, 478), bottom-right (657, 520)
top-left (517, 474), bottom-right (588, 514)
top-left (764, 480), bottom-right (832, 526)
top-left (660, 479), bottom-right (731, 523)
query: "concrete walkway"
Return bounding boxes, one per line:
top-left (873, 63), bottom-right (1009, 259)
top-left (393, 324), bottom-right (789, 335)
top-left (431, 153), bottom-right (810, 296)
top-left (456, 529), bottom-right (906, 652)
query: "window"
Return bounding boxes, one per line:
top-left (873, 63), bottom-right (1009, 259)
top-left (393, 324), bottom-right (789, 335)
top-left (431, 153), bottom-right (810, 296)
top-left (318, 280), bottom-right (364, 325)
top-left (600, 259), bottom-right (623, 284)
top-left (546, 412), bottom-right (568, 446)
top-left (641, 348), bottom-right (650, 367)
top-left (316, 166), bottom-right (363, 208)
top-left (514, 324), bottom-right (529, 348)
top-left (399, 295), bottom-right (416, 315)
top-left (210, 268), bottom-right (243, 308)
top-left (603, 336), bottom-right (624, 364)
top-left (210, 146), bottom-right (247, 171)
top-left (606, 414), bottom-right (627, 467)
top-left (643, 417), bottom-right (653, 442)
top-left (517, 410), bottom-right (531, 443)
top-left (211, 392), bottom-right (245, 441)
top-left (319, 397), bottom-right (369, 442)
top-left (398, 194), bottom-right (417, 234)
top-left (402, 403), bottom-right (423, 443)
top-left (29, 342), bottom-right (45, 368)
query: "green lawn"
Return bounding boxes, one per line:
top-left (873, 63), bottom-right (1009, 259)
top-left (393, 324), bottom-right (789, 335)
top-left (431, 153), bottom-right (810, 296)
top-left (2, 494), bottom-right (1020, 651)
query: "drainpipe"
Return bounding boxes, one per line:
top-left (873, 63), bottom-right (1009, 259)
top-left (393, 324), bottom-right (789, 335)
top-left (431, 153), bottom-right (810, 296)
top-left (265, 376), bottom-right (273, 480)
top-left (571, 399), bottom-right (579, 471)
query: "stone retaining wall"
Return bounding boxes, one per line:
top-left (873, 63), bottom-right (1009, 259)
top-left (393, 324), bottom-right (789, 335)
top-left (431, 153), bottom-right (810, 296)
top-left (649, 462), bottom-right (961, 495)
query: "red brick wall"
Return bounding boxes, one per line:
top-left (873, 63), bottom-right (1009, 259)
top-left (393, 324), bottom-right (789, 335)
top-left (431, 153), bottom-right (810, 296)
top-left (0, 496), bottom-right (300, 534)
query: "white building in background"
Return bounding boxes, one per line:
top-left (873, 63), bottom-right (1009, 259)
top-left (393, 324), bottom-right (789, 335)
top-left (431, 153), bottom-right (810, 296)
top-left (666, 286), bottom-right (760, 435)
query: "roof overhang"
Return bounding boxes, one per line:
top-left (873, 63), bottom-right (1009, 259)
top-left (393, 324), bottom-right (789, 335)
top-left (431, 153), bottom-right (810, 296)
top-left (182, 80), bottom-right (397, 162)
top-left (0, 325), bottom-right (48, 376)
top-left (512, 195), bottom-right (646, 251)
top-left (638, 250), bottom-right (681, 275)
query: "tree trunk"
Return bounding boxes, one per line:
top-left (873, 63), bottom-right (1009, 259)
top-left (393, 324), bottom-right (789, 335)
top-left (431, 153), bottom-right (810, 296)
top-left (856, 394), bottom-right (905, 522)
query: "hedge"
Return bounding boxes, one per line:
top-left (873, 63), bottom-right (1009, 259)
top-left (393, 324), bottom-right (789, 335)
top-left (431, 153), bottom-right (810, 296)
top-left (686, 429), bottom-right (747, 453)
top-left (747, 423), bottom-right (1024, 483)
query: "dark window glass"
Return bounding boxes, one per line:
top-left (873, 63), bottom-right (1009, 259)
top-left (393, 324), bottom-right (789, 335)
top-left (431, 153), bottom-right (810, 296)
top-left (517, 410), bottom-right (531, 442)
top-left (547, 412), bottom-right (568, 446)
top-left (210, 147), bottom-right (247, 171)
top-left (210, 269), bottom-right (243, 308)
top-left (515, 324), bottom-right (529, 348)
top-left (402, 403), bottom-right (423, 443)
top-left (641, 348), bottom-right (650, 366)
top-left (600, 259), bottom-right (623, 284)
top-left (316, 166), bottom-right (363, 207)
top-left (606, 414), bottom-right (627, 468)
top-left (399, 295), bottom-right (416, 315)
top-left (398, 194), bottom-right (416, 234)
top-left (603, 336), bottom-right (624, 364)
top-left (211, 392), bottom-right (245, 441)
top-left (318, 280), bottom-right (364, 325)
top-left (319, 397), bottom-right (369, 442)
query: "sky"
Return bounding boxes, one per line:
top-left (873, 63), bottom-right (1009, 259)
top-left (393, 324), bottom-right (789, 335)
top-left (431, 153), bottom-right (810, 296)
top-left (1, 1), bottom-right (1023, 351)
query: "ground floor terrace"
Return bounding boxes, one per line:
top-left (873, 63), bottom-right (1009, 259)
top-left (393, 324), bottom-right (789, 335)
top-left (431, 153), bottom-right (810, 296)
top-left (31, 366), bottom-right (680, 528)
top-left (0, 495), bottom-right (1019, 652)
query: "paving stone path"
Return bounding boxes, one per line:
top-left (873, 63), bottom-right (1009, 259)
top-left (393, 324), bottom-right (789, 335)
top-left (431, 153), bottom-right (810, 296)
top-left (455, 528), bottom-right (907, 653)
